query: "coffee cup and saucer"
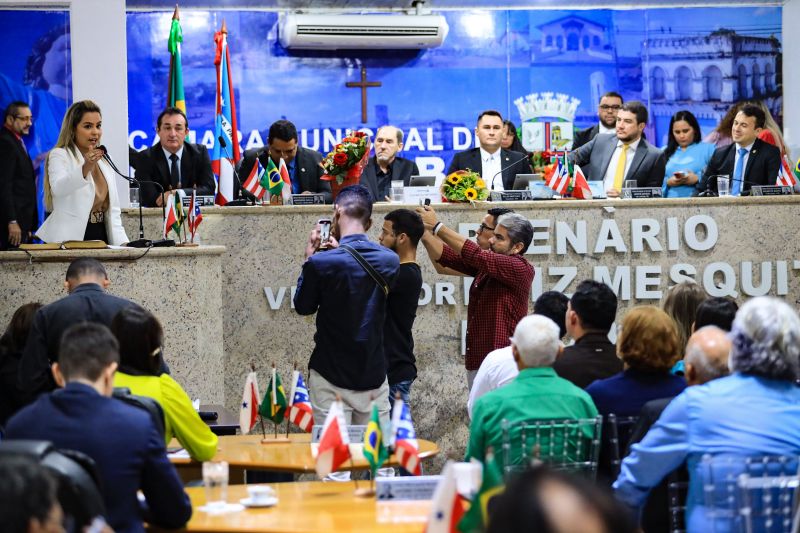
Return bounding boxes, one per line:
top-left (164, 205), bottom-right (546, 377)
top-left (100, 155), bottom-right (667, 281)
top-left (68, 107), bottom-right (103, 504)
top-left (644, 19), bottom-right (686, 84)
top-left (240, 485), bottom-right (278, 508)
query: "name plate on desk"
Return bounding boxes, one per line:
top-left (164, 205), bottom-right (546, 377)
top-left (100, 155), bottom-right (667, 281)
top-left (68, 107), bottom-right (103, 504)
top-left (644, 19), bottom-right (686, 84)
top-left (751, 185), bottom-right (793, 196)
top-left (376, 475), bottom-right (443, 500)
top-left (311, 424), bottom-right (365, 443)
top-left (490, 190), bottom-right (533, 202)
top-left (180, 195), bottom-right (215, 208)
top-left (624, 187), bottom-right (663, 199)
top-left (402, 186), bottom-right (440, 204)
top-left (291, 194), bottom-right (326, 205)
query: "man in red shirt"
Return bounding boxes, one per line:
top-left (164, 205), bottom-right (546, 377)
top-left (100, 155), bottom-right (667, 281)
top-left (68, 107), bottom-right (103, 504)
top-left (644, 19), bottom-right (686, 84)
top-left (416, 206), bottom-right (534, 388)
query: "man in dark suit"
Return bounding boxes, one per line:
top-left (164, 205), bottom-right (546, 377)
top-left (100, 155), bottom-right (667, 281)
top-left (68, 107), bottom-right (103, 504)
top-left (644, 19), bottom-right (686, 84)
top-left (572, 101), bottom-right (665, 198)
top-left (554, 280), bottom-right (622, 388)
top-left (239, 119), bottom-right (332, 203)
top-left (0, 101), bottom-right (38, 250)
top-left (697, 103), bottom-right (782, 196)
top-left (360, 125), bottom-right (419, 202)
top-left (6, 322), bottom-right (192, 533)
top-left (19, 258), bottom-right (141, 397)
top-left (134, 107), bottom-right (216, 207)
top-left (448, 110), bottom-right (532, 190)
top-left (572, 92), bottom-right (623, 150)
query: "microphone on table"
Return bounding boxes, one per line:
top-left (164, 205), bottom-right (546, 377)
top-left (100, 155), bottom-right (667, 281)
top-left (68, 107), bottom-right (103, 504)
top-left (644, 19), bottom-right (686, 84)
top-left (217, 135), bottom-right (256, 207)
top-left (490, 154), bottom-right (530, 191)
top-left (99, 145), bottom-right (175, 247)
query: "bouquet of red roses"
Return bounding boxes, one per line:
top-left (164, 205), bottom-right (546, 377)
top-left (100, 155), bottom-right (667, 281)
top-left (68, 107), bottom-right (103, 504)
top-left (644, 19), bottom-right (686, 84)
top-left (320, 131), bottom-right (371, 185)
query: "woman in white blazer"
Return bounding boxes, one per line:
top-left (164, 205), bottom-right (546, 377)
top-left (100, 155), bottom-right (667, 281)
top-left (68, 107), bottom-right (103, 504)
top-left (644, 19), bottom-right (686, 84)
top-left (36, 100), bottom-right (128, 245)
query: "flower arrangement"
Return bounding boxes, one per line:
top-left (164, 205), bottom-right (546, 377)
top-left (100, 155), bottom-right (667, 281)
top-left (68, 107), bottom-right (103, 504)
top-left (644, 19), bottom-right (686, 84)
top-left (320, 131), bottom-right (371, 185)
top-left (440, 169), bottom-right (490, 202)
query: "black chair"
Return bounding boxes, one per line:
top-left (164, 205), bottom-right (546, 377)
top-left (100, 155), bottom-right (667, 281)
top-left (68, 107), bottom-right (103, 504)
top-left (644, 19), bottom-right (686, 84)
top-left (112, 387), bottom-right (166, 439)
top-left (605, 413), bottom-right (641, 478)
top-left (0, 440), bottom-right (105, 531)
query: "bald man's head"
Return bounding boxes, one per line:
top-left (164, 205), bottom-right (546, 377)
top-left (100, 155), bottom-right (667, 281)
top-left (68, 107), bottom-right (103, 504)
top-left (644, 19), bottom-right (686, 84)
top-left (684, 326), bottom-right (731, 386)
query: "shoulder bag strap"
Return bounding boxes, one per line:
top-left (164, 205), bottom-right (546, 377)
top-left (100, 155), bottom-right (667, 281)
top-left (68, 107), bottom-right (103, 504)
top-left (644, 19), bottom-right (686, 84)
top-left (340, 244), bottom-right (389, 296)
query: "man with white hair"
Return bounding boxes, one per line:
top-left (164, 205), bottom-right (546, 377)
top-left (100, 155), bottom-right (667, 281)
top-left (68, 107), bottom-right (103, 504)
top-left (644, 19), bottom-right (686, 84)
top-left (465, 315), bottom-right (598, 470)
top-left (614, 297), bottom-right (800, 533)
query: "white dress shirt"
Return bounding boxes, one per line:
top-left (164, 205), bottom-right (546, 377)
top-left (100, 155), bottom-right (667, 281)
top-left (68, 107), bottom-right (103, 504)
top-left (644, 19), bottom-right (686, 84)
top-left (467, 346), bottom-right (519, 419)
top-left (480, 147), bottom-right (504, 191)
top-left (598, 123), bottom-right (615, 135)
top-left (603, 137), bottom-right (641, 192)
top-left (732, 141), bottom-right (754, 195)
top-left (162, 145), bottom-right (185, 185)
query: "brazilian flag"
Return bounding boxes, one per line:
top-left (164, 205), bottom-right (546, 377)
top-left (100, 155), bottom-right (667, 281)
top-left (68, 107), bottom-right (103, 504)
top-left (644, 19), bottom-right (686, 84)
top-left (259, 369), bottom-right (287, 424)
top-left (363, 402), bottom-right (388, 477)
top-left (458, 449), bottom-right (505, 533)
top-left (167, 6), bottom-right (186, 114)
top-left (262, 157), bottom-right (282, 196)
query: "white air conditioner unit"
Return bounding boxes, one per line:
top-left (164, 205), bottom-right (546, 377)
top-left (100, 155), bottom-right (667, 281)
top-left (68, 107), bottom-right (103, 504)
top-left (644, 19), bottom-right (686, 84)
top-left (279, 13), bottom-right (449, 50)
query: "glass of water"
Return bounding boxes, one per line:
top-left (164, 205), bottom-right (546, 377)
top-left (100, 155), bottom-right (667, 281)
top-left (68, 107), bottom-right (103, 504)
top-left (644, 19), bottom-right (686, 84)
top-left (623, 180), bottom-right (637, 199)
top-left (390, 180), bottom-right (404, 202)
top-left (202, 461), bottom-right (228, 509)
top-left (716, 176), bottom-right (730, 197)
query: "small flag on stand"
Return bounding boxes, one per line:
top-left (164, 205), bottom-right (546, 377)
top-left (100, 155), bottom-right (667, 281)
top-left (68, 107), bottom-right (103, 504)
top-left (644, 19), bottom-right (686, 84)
top-left (315, 399), bottom-right (351, 478)
top-left (239, 371), bottom-right (260, 434)
top-left (425, 462), bottom-right (469, 533)
top-left (188, 188), bottom-right (203, 242)
top-left (777, 154), bottom-right (798, 187)
top-left (288, 370), bottom-right (314, 432)
top-left (277, 158), bottom-right (293, 204)
top-left (363, 401), bottom-right (389, 478)
top-left (390, 396), bottom-right (421, 475)
top-left (457, 449), bottom-right (505, 533)
top-left (242, 159), bottom-right (267, 200)
top-left (569, 163), bottom-right (593, 199)
top-left (545, 155), bottom-right (570, 195)
top-left (259, 366), bottom-right (287, 424)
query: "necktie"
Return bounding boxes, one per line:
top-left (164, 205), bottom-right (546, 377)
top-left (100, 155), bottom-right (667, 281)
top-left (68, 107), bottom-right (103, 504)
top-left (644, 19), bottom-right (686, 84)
top-left (169, 153), bottom-right (181, 189)
top-left (613, 143), bottom-right (630, 191)
top-left (732, 147), bottom-right (747, 196)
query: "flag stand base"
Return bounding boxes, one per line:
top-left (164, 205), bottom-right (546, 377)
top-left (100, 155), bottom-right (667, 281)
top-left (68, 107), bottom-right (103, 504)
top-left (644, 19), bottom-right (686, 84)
top-left (260, 436), bottom-right (291, 444)
top-left (354, 487), bottom-right (375, 498)
top-left (176, 243), bottom-right (199, 247)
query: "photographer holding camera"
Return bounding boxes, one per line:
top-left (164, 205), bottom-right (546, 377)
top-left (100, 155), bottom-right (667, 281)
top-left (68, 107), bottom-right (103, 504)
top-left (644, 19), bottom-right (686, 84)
top-left (294, 185), bottom-right (399, 447)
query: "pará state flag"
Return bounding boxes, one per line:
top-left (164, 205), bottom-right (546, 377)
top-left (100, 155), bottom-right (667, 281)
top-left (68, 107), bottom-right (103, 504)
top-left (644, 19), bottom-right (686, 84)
top-left (239, 371), bottom-right (260, 434)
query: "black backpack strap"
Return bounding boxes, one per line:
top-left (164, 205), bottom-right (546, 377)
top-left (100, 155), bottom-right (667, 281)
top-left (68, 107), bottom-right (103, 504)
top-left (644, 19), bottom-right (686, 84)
top-left (340, 244), bottom-right (389, 296)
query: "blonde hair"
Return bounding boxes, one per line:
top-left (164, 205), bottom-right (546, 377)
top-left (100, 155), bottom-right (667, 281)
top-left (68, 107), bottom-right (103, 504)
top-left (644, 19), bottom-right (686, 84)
top-left (752, 100), bottom-right (789, 158)
top-left (44, 100), bottom-right (102, 211)
top-left (663, 281), bottom-right (709, 352)
top-left (617, 306), bottom-right (681, 373)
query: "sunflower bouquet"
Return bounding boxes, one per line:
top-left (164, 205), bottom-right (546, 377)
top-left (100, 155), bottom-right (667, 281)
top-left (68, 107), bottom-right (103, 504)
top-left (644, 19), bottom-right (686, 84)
top-left (320, 130), bottom-right (371, 185)
top-left (440, 169), bottom-right (490, 202)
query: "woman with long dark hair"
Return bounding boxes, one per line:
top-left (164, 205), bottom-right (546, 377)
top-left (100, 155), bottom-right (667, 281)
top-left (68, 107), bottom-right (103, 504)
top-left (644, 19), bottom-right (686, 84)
top-left (662, 110), bottom-right (715, 198)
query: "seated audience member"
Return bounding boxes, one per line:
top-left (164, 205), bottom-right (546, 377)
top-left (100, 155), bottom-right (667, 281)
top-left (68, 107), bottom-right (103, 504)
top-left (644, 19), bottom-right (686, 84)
top-left (6, 323), bottom-right (192, 533)
top-left (134, 107), bottom-right (216, 208)
top-left (360, 125), bottom-right (420, 202)
top-left (662, 280), bottom-right (708, 354)
top-left (697, 103), bottom-right (781, 195)
top-left (0, 456), bottom-right (64, 533)
top-left (19, 258), bottom-right (142, 397)
top-left (468, 291), bottom-right (569, 418)
top-left (571, 101), bottom-right (665, 197)
top-left (694, 296), bottom-right (738, 331)
top-left (614, 297), bottom-right (800, 533)
top-left (111, 307), bottom-right (218, 462)
top-left (586, 306), bottom-right (686, 417)
top-left (501, 119), bottom-right (527, 155)
top-left (239, 119), bottom-right (332, 203)
top-left (488, 466), bottom-right (636, 533)
top-left (573, 91), bottom-right (624, 150)
top-left (752, 100), bottom-right (789, 155)
top-left (662, 111), bottom-right (715, 198)
top-left (465, 315), bottom-right (597, 470)
top-left (554, 280), bottom-right (621, 388)
top-left (703, 102), bottom-right (743, 148)
top-left (448, 110), bottom-right (532, 190)
top-left (0, 302), bottom-right (42, 426)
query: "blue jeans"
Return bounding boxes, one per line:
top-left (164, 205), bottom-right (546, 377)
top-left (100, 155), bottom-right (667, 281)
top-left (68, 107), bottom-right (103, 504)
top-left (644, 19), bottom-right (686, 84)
top-left (389, 379), bottom-right (413, 416)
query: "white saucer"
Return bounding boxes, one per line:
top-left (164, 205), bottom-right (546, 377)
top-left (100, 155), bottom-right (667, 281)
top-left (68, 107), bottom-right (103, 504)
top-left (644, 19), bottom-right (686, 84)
top-left (240, 496), bottom-right (278, 508)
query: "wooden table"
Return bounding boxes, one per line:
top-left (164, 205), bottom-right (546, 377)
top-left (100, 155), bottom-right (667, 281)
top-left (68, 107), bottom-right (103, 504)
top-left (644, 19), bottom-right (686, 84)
top-left (150, 481), bottom-right (431, 532)
top-left (170, 434), bottom-right (439, 482)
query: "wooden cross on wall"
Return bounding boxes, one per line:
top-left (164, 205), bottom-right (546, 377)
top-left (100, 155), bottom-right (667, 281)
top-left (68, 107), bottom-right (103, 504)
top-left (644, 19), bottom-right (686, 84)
top-left (346, 66), bottom-right (381, 123)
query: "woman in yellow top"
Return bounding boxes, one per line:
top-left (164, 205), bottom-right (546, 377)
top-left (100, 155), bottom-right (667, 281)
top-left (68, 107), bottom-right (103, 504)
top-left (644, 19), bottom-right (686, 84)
top-left (110, 307), bottom-right (217, 461)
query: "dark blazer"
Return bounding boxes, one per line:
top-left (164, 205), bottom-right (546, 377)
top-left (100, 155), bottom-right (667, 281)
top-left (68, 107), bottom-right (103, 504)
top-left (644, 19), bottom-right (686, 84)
top-left (697, 138), bottom-right (781, 195)
top-left (359, 156), bottom-right (420, 202)
top-left (5, 382), bottom-right (192, 533)
top-left (239, 146), bottom-right (332, 204)
top-left (0, 127), bottom-right (37, 248)
top-left (134, 142), bottom-right (216, 207)
top-left (585, 368), bottom-right (686, 417)
top-left (572, 124), bottom-right (600, 150)
top-left (19, 284), bottom-right (140, 396)
top-left (448, 148), bottom-right (532, 190)
top-left (552, 332), bottom-right (622, 389)
top-left (572, 134), bottom-right (665, 187)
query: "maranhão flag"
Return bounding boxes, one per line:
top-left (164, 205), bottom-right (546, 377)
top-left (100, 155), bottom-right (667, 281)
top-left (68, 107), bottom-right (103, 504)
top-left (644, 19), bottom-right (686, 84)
top-left (167, 5), bottom-right (186, 114)
top-left (288, 370), bottom-right (314, 432)
top-left (315, 399), bottom-right (351, 478)
top-left (239, 371), bottom-right (260, 435)
top-left (211, 20), bottom-right (240, 205)
top-left (390, 396), bottom-right (421, 476)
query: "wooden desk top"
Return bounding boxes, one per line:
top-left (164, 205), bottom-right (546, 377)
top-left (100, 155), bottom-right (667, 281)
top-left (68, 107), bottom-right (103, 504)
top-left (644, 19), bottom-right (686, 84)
top-left (166, 481), bottom-right (431, 532)
top-left (170, 434), bottom-right (439, 474)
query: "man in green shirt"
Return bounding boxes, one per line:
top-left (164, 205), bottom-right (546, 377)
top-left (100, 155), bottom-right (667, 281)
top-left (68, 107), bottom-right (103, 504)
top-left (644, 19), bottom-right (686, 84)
top-left (466, 315), bottom-right (598, 471)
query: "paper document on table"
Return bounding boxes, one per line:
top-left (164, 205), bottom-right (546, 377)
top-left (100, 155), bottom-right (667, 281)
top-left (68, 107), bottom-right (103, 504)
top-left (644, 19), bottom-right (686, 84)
top-left (167, 448), bottom-right (190, 459)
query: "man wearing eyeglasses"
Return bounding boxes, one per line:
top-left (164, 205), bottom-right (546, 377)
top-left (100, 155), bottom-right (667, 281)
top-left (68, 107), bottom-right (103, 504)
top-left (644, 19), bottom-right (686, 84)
top-left (0, 101), bottom-right (37, 249)
top-left (239, 119), bottom-right (332, 204)
top-left (572, 92), bottom-right (623, 150)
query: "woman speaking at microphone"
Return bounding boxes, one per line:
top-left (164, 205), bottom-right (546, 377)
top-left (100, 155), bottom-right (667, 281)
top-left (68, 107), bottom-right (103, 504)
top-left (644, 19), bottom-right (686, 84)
top-left (36, 100), bottom-right (128, 245)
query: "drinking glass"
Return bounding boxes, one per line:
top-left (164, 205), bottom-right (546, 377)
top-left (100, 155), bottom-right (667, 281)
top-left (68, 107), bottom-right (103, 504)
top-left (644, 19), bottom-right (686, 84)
top-left (716, 176), bottom-right (730, 197)
top-left (202, 461), bottom-right (229, 508)
top-left (390, 180), bottom-right (404, 202)
top-left (623, 180), bottom-right (637, 198)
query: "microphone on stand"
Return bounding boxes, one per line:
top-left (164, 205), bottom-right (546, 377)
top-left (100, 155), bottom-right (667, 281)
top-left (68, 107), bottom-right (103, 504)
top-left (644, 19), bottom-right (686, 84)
top-left (490, 154), bottom-right (530, 191)
top-left (99, 146), bottom-right (175, 247)
top-left (217, 135), bottom-right (255, 206)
